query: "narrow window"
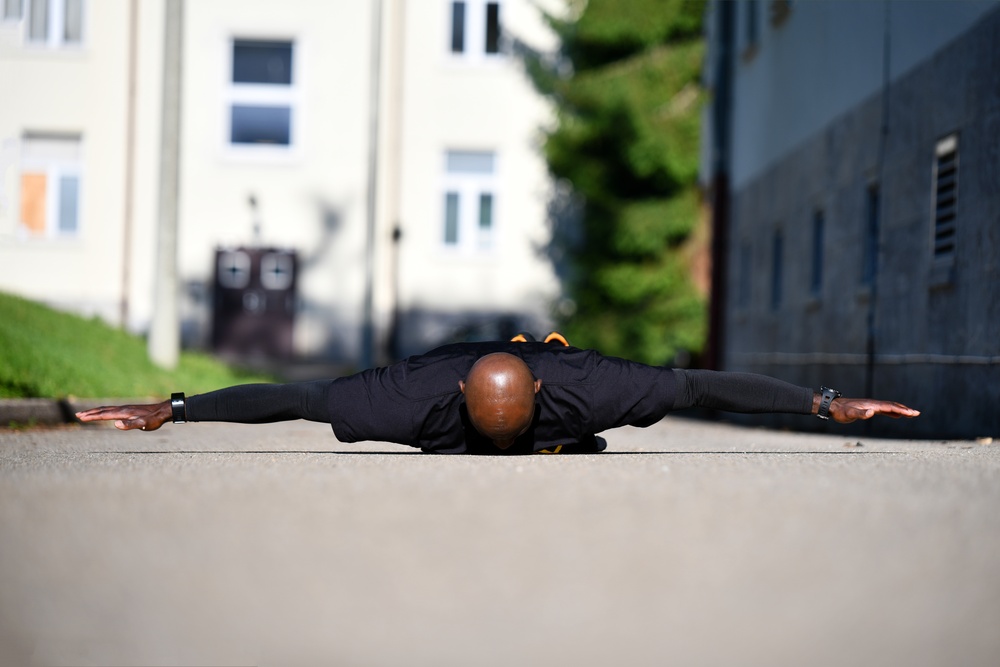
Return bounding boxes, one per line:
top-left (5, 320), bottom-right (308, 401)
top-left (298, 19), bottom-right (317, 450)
top-left (450, 1), bottom-right (466, 53)
top-left (478, 193), bottom-right (493, 230)
top-left (20, 172), bottom-right (47, 235)
top-left (932, 135), bottom-right (958, 261)
top-left (862, 185), bottom-right (880, 286)
top-left (810, 209), bottom-right (824, 296)
top-left (228, 38), bottom-right (296, 149)
top-left (737, 241), bottom-right (751, 308)
top-left (27, 0), bottom-right (47, 41)
top-left (478, 192), bottom-right (493, 248)
top-left (444, 192), bottom-right (460, 245)
top-left (745, 0), bottom-right (759, 48)
top-left (57, 173), bottom-right (79, 233)
top-left (484, 2), bottom-right (500, 54)
top-left (770, 229), bottom-right (783, 309)
top-left (64, 0), bottom-right (82, 42)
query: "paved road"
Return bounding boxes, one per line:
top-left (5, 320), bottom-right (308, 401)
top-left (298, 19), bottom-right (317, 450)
top-left (1, 417), bottom-right (998, 667)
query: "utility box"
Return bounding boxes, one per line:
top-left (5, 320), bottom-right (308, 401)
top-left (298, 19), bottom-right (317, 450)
top-left (211, 247), bottom-right (297, 359)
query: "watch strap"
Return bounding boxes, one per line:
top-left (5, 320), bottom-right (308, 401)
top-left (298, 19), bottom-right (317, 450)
top-left (817, 386), bottom-right (841, 420)
top-left (170, 392), bottom-right (187, 423)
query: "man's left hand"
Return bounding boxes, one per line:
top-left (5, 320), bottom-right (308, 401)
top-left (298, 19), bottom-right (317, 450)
top-left (828, 398), bottom-right (920, 423)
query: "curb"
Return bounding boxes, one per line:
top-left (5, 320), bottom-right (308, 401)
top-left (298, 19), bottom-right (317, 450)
top-left (0, 398), bottom-right (154, 427)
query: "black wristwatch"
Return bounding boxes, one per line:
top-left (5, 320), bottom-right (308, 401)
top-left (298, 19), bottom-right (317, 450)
top-left (817, 386), bottom-right (841, 420)
top-left (170, 392), bottom-right (187, 423)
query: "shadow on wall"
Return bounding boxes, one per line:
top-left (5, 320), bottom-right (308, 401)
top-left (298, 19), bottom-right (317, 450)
top-left (536, 177), bottom-right (584, 289)
top-left (179, 195), bottom-right (564, 371)
top-left (179, 199), bottom-right (346, 359)
top-left (299, 199), bottom-right (344, 273)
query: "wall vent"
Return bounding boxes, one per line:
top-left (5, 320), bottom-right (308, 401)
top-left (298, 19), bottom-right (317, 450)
top-left (932, 135), bottom-right (958, 260)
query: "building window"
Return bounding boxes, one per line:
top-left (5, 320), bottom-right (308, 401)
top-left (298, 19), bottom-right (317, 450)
top-left (450, 1), bottom-right (465, 53)
top-left (449, 0), bottom-right (502, 58)
top-left (744, 0), bottom-right (759, 51)
top-left (23, 0), bottom-right (83, 46)
top-left (441, 150), bottom-right (496, 252)
top-left (3, 0), bottom-right (23, 20)
top-left (485, 2), bottom-right (500, 54)
top-left (862, 185), bottom-right (880, 286)
top-left (810, 209), bottom-right (824, 297)
top-left (228, 38), bottom-right (296, 149)
top-left (770, 229), bottom-right (783, 309)
top-left (18, 133), bottom-right (82, 238)
top-left (737, 240), bottom-right (752, 308)
top-left (931, 134), bottom-right (958, 261)
top-left (444, 192), bottom-right (460, 244)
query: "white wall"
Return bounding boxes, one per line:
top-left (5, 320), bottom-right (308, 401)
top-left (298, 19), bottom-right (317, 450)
top-left (393, 0), bottom-right (559, 333)
top-left (0, 0), bottom-right (133, 323)
top-left (0, 0), bottom-right (562, 363)
top-left (177, 0), bottom-right (376, 358)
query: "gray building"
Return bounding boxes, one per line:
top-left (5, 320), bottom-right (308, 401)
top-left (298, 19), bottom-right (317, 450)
top-left (700, 1), bottom-right (999, 439)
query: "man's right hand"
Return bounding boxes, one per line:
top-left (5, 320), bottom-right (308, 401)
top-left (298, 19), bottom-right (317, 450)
top-left (75, 401), bottom-right (172, 431)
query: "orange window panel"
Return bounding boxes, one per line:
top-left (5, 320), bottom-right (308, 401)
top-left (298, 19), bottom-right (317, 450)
top-left (21, 172), bottom-right (47, 235)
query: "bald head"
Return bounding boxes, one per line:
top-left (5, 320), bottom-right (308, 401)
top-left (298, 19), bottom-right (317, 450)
top-left (459, 352), bottom-right (541, 449)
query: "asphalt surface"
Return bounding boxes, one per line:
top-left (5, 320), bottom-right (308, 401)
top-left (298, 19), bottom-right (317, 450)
top-left (1, 416), bottom-right (998, 667)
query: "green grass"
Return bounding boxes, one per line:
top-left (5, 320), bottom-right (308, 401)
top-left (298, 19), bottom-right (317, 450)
top-left (0, 291), bottom-right (273, 398)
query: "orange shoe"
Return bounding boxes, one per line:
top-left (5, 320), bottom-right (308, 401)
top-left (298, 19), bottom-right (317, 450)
top-left (510, 332), bottom-right (537, 343)
top-left (543, 331), bottom-right (569, 347)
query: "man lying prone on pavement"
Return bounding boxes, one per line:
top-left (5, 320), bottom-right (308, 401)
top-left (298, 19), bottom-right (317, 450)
top-left (77, 333), bottom-right (920, 455)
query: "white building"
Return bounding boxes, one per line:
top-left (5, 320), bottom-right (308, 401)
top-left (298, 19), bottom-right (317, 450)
top-left (0, 0), bottom-right (562, 367)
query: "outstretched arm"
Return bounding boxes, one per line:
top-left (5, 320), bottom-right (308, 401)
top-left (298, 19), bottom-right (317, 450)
top-left (75, 380), bottom-right (335, 431)
top-left (673, 369), bottom-right (919, 423)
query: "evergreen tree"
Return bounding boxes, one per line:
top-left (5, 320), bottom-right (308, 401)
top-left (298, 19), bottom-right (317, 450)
top-left (523, 0), bottom-right (707, 365)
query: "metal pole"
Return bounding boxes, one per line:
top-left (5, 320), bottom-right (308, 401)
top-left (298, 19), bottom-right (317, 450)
top-left (706, 0), bottom-right (735, 371)
top-left (383, 0), bottom-right (406, 363)
top-left (361, 0), bottom-right (384, 369)
top-left (149, 0), bottom-right (183, 369)
top-left (119, 0), bottom-right (139, 330)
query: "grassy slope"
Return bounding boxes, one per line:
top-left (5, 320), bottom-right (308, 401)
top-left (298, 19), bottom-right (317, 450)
top-left (0, 291), bottom-right (272, 398)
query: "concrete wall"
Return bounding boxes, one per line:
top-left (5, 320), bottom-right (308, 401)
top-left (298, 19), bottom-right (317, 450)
top-left (718, 3), bottom-right (1000, 439)
top-left (723, 0), bottom-right (997, 190)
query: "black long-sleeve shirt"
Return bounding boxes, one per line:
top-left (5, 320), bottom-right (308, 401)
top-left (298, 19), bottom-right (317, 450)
top-left (187, 341), bottom-right (814, 454)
